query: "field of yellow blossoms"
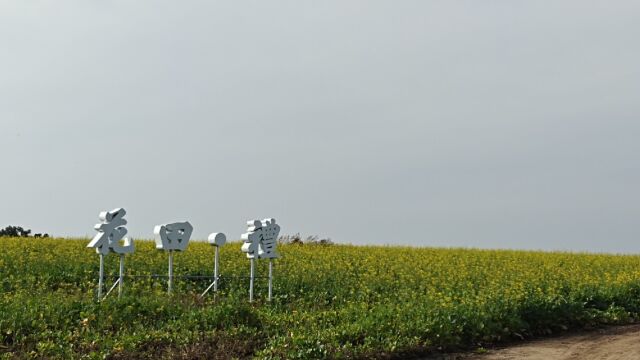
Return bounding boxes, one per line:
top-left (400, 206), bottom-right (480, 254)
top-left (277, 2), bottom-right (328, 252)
top-left (2, 237), bottom-right (640, 359)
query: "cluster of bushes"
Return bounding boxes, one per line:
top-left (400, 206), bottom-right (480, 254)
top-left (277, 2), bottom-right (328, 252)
top-left (278, 233), bottom-right (333, 245)
top-left (0, 226), bottom-right (49, 238)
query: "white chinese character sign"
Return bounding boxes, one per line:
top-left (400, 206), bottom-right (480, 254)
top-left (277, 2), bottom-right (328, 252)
top-left (154, 222), bottom-right (193, 251)
top-left (84, 209), bottom-right (285, 303)
top-left (87, 208), bottom-right (134, 255)
top-left (87, 208), bottom-right (134, 300)
top-left (242, 218), bottom-right (281, 302)
top-left (154, 221), bottom-right (193, 293)
top-left (241, 218), bottom-right (280, 259)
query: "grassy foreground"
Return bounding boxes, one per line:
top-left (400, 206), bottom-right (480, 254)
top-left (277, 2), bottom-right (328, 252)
top-left (2, 238), bottom-right (640, 359)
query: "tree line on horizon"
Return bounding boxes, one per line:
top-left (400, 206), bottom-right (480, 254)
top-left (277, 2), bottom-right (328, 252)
top-left (0, 225), bottom-right (49, 238)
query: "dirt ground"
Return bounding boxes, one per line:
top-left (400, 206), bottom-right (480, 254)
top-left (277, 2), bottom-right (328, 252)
top-left (461, 324), bottom-right (640, 360)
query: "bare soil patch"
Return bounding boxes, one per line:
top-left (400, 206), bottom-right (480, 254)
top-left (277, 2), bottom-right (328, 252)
top-left (462, 324), bottom-right (640, 360)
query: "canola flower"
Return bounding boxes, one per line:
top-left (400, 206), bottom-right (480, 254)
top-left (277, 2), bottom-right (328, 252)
top-left (1, 238), bottom-right (640, 359)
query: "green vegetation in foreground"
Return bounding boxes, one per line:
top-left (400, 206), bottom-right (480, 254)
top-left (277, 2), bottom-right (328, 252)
top-left (2, 238), bottom-right (640, 359)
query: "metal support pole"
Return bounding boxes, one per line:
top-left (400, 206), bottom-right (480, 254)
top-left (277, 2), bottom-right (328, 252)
top-left (200, 245), bottom-right (222, 298)
top-left (268, 259), bottom-right (273, 302)
top-left (168, 250), bottom-right (174, 294)
top-left (104, 278), bottom-right (119, 299)
top-left (249, 258), bottom-right (255, 302)
top-left (118, 254), bottom-right (124, 298)
top-left (214, 246), bottom-right (220, 292)
top-left (98, 254), bottom-right (104, 300)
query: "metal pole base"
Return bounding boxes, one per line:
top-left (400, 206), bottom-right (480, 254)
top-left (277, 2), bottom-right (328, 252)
top-left (249, 258), bottom-right (255, 302)
top-left (168, 250), bottom-right (174, 294)
top-left (268, 259), bottom-right (273, 302)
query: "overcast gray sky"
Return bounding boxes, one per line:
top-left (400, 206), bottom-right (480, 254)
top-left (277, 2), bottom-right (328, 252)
top-left (1, 1), bottom-right (639, 252)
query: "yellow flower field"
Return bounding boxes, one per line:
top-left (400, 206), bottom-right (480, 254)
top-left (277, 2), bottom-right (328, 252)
top-left (1, 237), bottom-right (640, 359)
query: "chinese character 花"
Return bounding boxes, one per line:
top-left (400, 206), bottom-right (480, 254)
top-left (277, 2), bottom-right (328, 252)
top-left (87, 208), bottom-right (134, 255)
